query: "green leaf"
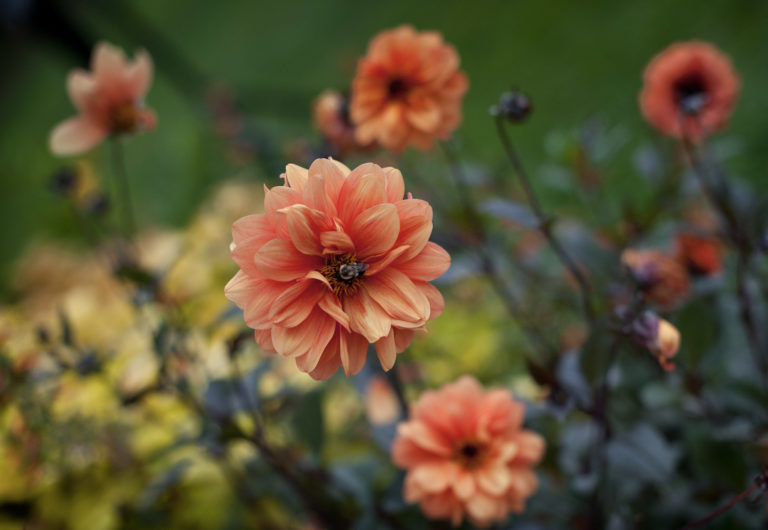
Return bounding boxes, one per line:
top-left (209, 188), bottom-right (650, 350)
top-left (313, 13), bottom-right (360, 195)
top-left (292, 388), bottom-right (325, 455)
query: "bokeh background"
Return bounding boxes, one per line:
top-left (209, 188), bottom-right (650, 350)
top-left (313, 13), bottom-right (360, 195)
top-left (3, 0), bottom-right (768, 293)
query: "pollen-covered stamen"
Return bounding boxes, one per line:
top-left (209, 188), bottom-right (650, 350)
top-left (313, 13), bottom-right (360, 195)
top-left (110, 101), bottom-right (141, 133)
top-left (320, 254), bottom-right (368, 297)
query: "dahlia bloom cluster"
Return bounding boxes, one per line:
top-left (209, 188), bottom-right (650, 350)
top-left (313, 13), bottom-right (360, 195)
top-left (225, 158), bottom-right (450, 380)
top-left (50, 41), bottom-right (156, 156)
top-left (392, 376), bottom-right (545, 527)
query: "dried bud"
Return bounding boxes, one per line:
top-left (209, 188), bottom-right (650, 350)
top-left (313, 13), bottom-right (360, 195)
top-left (628, 311), bottom-right (680, 371)
top-left (653, 319), bottom-right (681, 371)
top-left (491, 90), bottom-right (532, 123)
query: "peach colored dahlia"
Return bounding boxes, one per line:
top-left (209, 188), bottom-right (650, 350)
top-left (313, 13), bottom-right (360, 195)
top-left (350, 25), bottom-right (468, 152)
top-left (392, 376), bottom-right (545, 528)
top-left (639, 41), bottom-right (739, 140)
top-left (224, 158), bottom-right (449, 380)
top-left (50, 41), bottom-right (156, 156)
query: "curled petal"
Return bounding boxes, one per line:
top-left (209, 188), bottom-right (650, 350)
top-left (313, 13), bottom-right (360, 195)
top-left (349, 203), bottom-right (400, 258)
top-left (279, 204), bottom-right (333, 256)
top-left (254, 238), bottom-right (321, 281)
top-left (344, 289), bottom-right (391, 343)
top-left (394, 199), bottom-right (433, 261)
top-left (366, 269), bottom-right (430, 324)
top-left (374, 330), bottom-right (397, 371)
top-left (396, 242), bottom-right (450, 281)
top-left (339, 329), bottom-right (369, 376)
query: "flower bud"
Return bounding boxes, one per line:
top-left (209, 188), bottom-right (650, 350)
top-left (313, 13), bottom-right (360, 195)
top-left (491, 90), bottom-right (532, 123)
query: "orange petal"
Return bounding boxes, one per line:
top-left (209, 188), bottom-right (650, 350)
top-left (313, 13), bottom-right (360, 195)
top-left (382, 167), bottom-right (405, 202)
top-left (338, 163), bottom-right (386, 225)
top-left (283, 163), bottom-right (308, 191)
top-left (416, 281), bottom-right (445, 320)
top-left (339, 329), bottom-right (368, 376)
top-left (254, 238), bottom-right (321, 281)
top-left (278, 204), bottom-right (332, 256)
top-left (394, 199), bottom-right (433, 261)
top-left (320, 231), bottom-right (355, 254)
top-left (365, 269), bottom-right (430, 324)
top-left (374, 330), bottom-right (397, 371)
top-left (49, 117), bottom-right (108, 156)
top-left (66, 70), bottom-right (96, 111)
top-left (264, 186), bottom-right (302, 234)
top-left (396, 242), bottom-right (450, 281)
top-left (268, 279), bottom-right (326, 327)
top-left (365, 244), bottom-right (410, 276)
top-left (308, 330), bottom-right (342, 380)
top-left (126, 49), bottom-right (153, 99)
top-left (318, 293), bottom-right (350, 331)
top-left (272, 308), bottom-right (335, 364)
top-left (349, 203), bottom-right (400, 258)
top-left (343, 288), bottom-right (391, 343)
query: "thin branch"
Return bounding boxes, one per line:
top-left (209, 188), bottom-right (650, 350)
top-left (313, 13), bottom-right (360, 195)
top-left (494, 116), bottom-right (595, 325)
top-left (680, 483), bottom-right (760, 529)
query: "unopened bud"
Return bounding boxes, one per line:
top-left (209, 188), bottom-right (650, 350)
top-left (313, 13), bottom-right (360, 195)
top-left (491, 90), bottom-right (532, 123)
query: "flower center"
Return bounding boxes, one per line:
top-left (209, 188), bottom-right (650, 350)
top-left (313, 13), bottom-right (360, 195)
top-left (674, 75), bottom-right (708, 115)
top-left (109, 102), bottom-right (141, 133)
top-left (319, 254), bottom-right (368, 297)
top-left (387, 78), bottom-right (409, 99)
top-left (454, 441), bottom-right (485, 469)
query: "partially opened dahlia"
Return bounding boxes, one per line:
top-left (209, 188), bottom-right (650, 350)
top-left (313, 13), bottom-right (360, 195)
top-left (50, 41), bottom-right (156, 156)
top-left (225, 158), bottom-right (450, 380)
top-left (392, 376), bottom-right (545, 527)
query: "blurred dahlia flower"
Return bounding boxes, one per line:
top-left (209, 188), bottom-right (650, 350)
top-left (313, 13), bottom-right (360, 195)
top-left (392, 376), bottom-right (544, 528)
top-left (639, 41), bottom-right (739, 140)
top-left (621, 249), bottom-right (690, 309)
top-left (350, 25), bottom-right (468, 152)
top-left (675, 232), bottom-right (722, 276)
top-left (224, 158), bottom-right (450, 380)
top-left (50, 41), bottom-right (156, 156)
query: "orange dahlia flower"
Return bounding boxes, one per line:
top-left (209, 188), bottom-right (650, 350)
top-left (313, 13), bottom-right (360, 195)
top-left (392, 376), bottom-right (545, 527)
top-left (224, 158), bottom-right (449, 380)
top-left (50, 42), bottom-right (156, 156)
top-left (639, 41), bottom-right (740, 140)
top-left (675, 232), bottom-right (722, 276)
top-left (621, 249), bottom-right (690, 309)
top-left (350, 25), bottom-right (468, 152)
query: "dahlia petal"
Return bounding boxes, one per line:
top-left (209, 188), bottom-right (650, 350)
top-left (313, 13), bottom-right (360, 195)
top-left (254, 238), bottom-right (321, 281)
top-left (379, 103), bottom-right (409, 152)
top-left (223, 270), bottom-right (257, 308)
top-left (453, 469), bottom-right (476, 500)
top-left (394, 199), bottom-right (434, 261)
top-left (396, 421), bottom-right (452, 457)
top-left (513, 431), bottom-right (546, 465)
top-left (254, 328), bottom-right (275, 353)
top-left (374, 330), bottom-right (397, 371)
top-left (416, 281), bottom-right (445, 320)
top-left (264, 186), bottom-right (302, 233)
top-left (126, 49), bottom-right (153, 99)
top-left (349, 203), bottom-right (400, 258)
top-left (318, 294), bottom-right (350, 331)
top-left (392, 436), bottom-right (444, 468)
top-left (308, 331), bottom-right (341, 380)
top-left (272, 308), bottom-right (335, 363)
top-left (308, 158), bottom-right (346, 206)
top-left (405, 96), bottom-right (441, 133)
top-left (232, 214), bottom-right (274, 248)
top-left (506, 466), bottom-right (539, 498)
top-left (320, 231), bottom-right (355, 254)
top-left (49, 117), bottom-right (108, 156)
top-left (91, 41), bottom-right (128, 80)
top-left (365, 269), bottom-right (430, 324)
top-left (365, 244), bottom-right (410, 276)
top-left (278, 204), bottom-right (332, 256)
top-left (411, 462), bottom-right (458, 493)
top-left (137, 108), bottom-right (156, 131)
top-left (66, 70), bottom-right (96, 111)
top-left (268, 279), bottom-right (326, 327)
top-left (344, 289), bottom-right (391, 343)
top-left (338, 163), bottom-right (386, 224)
top-left (465, 492), bottom-right (498, 524)
top-left (396, 242), bottom-right (451, 281)
top-left (382, 167), bottom-right (405, 202)
top-left (339, 329), bottom-right (368, 376)
top-left (476, 466), bottom-right (511, 496)
top-left (283, 163), bottom-right (308, 191)
top-left (393, 328), bottom-right (416, 352)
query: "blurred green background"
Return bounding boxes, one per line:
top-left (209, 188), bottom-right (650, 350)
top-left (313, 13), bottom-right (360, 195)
top-left (2, 0), bottom-right (768, 294)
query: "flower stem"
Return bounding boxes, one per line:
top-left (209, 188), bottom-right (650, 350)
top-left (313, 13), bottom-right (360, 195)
top-left (439, 139), bottom-right (559, 360)
top-left (680, 483), bottom-right (760, 529)
top-left (110, 138), bottom-right (136, 237)
top-left (384, 363), bottom-right (410, 419)
top-left (494, 116), bottom-right (595, 326)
